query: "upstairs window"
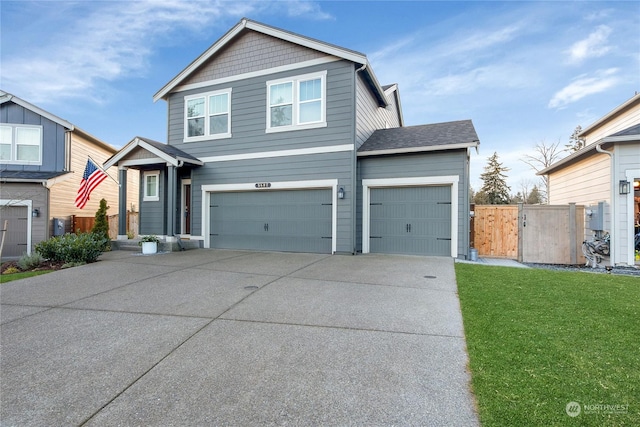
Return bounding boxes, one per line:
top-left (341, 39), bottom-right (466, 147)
top-left (184, 89), bottom-right (231, 142)
top-left (0, 124), bottom-right (42, 165)
top-left (266, 71), bottom-right (326, 133)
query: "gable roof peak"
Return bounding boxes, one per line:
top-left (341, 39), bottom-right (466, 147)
top-left (153, 18), bottom-right (386, 106)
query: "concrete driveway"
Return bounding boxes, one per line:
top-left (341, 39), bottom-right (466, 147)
top-left (1, 249), bottom-right (479, 426)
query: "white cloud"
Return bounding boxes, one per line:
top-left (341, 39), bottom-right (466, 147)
top-left (1, 0), bottom-right (331, 104)
top-left (566, 25), bottom-right (612, 64)
top-left (548, 68), bottom-right (619, 109)
top-left (283, 0), bottom-right (334, 20)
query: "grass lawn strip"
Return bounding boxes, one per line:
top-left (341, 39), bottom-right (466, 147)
top-left (0, 270), bottom-right (53, 283)
top-left (455, 264), bottom-right (639, 427)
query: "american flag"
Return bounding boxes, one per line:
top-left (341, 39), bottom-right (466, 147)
top-left (75, 158), bottom-right (108, 209)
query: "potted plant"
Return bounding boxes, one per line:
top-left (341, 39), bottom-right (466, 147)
top-left (139, 235), bottom-right (160, 254)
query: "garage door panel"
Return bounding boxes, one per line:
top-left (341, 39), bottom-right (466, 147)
top-left (369, 186), bottom-right (451, 256)
top-left (210, 189), bottom-right (332, 253)
top-left (0, 206), bottom-right (29, 257)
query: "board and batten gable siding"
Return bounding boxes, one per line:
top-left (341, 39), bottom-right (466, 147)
top-left (0, 182), bottom-right (49, 250)
top-left (0, 101), bottom-right (67, 172)
top-left (547, 154), bottom-right (610, 206)
top-left (182, 30), bottom-right (328, 86)
top-left (167, 60), bottom-right (355, 157)
top-left (583, 103), bottom-right (640, 145)
top-left (190, 150), bottom-right (354, 252)
top-left (49, 133), bottom-right (139, 219)
top-left (356, 150), bottom-right (471, 257)
top-left (355, 75), bottom-right (401, 149)
top-left (139, 169), bottom-right (166, 235)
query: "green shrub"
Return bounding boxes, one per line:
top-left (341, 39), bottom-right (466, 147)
top-left (35, 232), bottom-right (108, 264)
top-left (17, 252), bottom-right (43, 270)
top-left (2, 266), bottom-right (20, 275)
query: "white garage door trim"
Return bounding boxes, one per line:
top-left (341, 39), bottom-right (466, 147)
top-left (202, 179), bottom-right (338, 253)
top-left (362, 176), bottom-right (459, 257)
top-left (0, 199), bottom-right (33, 254)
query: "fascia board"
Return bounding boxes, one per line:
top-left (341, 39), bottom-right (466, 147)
top-left (153, 20), bottom-right (247, 102)
top-left (103, 138), bottom-right (142, 169)
top-left (357, 142), bottom-right (478, 157)
top-left (153, 18), bottom-right (371, 102)
top-left (0, 92), bottom-right (74, 130)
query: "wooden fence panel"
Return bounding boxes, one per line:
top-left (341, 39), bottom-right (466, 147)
top-left (473, 205), bottom-right (519, 258)
top-left (473, 204), bottom-right (585, 263)
top-left (520, 204), bottom-right (585, 265)
top-left (72, 213), bottom-right (138, 240)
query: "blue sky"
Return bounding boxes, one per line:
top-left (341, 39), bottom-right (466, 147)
top-left (2, 1), bottom-right (639, 192)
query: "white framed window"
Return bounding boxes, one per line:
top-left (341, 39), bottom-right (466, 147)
top-left (266, 71), bottom-right (326, 133)
top-left (0, 124), bottom-right (42, 164)
top-left (184, 89), bottom-right (232, 142)
top-left (143, 171), bottom-right (160, 202)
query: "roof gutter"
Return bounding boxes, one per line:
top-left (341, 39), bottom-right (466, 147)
top-left (357, 141), bottom-right (479, 157)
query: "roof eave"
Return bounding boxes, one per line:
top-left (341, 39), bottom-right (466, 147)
top-left (579, 93), bottom-right (640, 137)
top-left (357, 141), bottom-right (479, 157)
top-left (153, 18), bottom-right (372, 103)
top-left (0, 91), bottom-right (74, 130)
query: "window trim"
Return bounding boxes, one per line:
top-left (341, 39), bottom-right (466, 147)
top-left (183, 88), bottom-right (232, 142)
top-left (143, 171), bottom-right (160, 202)
top-left (266, 71), bottom-right (327, 133)
top-left (0, 124), bottom-right (43, 165)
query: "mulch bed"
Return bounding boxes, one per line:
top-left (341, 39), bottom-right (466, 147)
top-left (1, 260), bottom-right (66, 274)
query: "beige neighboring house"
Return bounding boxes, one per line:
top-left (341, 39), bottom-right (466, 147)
top-left (539, 93), bottom-right (640, 266)
top-left (0, 91), bottom-right (138, 258)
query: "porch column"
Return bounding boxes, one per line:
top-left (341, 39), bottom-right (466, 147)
top-left (117, 167), bottom-right (128, 240)
top-left (166, 164), bottom-right (177, 239)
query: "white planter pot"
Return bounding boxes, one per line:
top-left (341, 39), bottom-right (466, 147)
top-left (141, 241), bottom-right (158, 255)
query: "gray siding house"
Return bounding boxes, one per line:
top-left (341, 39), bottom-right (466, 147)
top-left (107, 18), bottom-right (479, 258)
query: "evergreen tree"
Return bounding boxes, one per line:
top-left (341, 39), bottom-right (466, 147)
top-left (92, 199), bottom-right (110, 244)
top-left (526, 185), bottom-right (544, 204)
top-left (480, 152), bottom-right (511, 204)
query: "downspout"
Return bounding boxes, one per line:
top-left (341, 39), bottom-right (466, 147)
top-left (596, 142), bottom-right (615, 265)
top-left (353, 63), bottom-right (367, 254)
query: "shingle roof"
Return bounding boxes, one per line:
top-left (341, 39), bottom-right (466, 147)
top-left (136, 137), bottom-right (201, 162)
top-left (610, 123), bottom-right (640, 137)
top-left (358, 120), bottom-right (479, 155)
top-left (0, 170), bottom-right (70, 181)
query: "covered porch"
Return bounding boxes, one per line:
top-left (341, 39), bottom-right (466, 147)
top-left (103, 137), bottom-right (202, 247)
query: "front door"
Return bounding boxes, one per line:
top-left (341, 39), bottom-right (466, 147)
top-left (183, 182), bottom-right (191, 235)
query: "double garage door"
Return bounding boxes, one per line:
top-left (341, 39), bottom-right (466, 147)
top-left (210, 189), bottom-right (332, 253)
top-left (369, 186), bottom-right (451, 256)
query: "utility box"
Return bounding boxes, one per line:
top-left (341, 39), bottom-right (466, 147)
top-left (52, 218), bottom-right (65, 236)
top-left (586, 202), bottom-right (605, 231)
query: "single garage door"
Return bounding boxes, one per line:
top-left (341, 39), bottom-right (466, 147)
top-left (369, 186), bottom-right (451, 256)
top-left (210, 189), bottom-right (332, 253)
top-left (0, 206), bottom-right (29, 257)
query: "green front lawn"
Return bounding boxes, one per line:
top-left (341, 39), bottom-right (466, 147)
top-left (0, 270), bottom-right (53, 283)
top-left (456, 264), bottom-right (639, 426)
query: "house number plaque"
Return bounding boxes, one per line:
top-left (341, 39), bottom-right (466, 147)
top-left (255, 182), bottom-right (271, 188)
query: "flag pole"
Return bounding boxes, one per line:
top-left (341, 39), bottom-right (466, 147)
top-left (88, 155), bottom-right (120, 187)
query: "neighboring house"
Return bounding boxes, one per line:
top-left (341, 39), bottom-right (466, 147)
top-left (106, 18), bottom-right (479, 258)
top-left (0, 91), bottom-right (138, 258)
top-left (539, 93), bottom-right (640, 266)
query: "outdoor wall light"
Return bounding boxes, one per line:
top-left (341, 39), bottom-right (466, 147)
top-left (32, 208), bottom-right (40, 217)
top-left (338, 187), bottom-right (345, 199)
top-left (619, 180), bottom-right (630, 195)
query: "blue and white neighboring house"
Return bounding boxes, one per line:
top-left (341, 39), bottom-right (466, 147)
top-left (106, 18), bottom-right (480, 258)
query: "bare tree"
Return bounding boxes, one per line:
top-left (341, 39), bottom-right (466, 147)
top-left (521, 139), bottom-right (564, 203)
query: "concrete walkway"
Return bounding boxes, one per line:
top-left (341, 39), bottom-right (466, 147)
top-left (1, 250), bottom-right (479, 426)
